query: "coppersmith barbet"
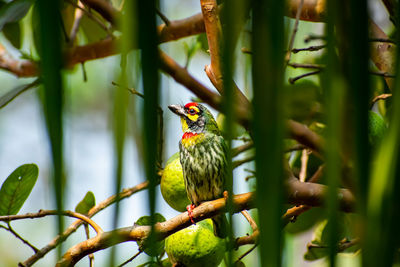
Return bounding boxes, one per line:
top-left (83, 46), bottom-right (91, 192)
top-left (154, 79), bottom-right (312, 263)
top-left (168, 102), bottom-right (228, 238)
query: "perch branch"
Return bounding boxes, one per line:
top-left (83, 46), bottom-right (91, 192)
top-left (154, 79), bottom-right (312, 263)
top-left (56, 177), bottom-right (355, 266)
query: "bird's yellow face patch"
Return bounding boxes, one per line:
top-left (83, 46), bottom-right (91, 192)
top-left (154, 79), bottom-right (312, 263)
top-left (186, 105), bottom-right (200, 122)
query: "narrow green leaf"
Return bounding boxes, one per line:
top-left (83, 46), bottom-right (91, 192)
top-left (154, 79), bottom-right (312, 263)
top-left (75, 191), bottom-right (96, 215)
top-left (0, 164), bottom-right (39, 215)
top-left (0, 0), bottom-right (33, 31)
top-left (0, 79), bottom-right (40, 109)
top-left (80, 15), bottom-right (108, 43)
top-left (3, 21), bottom-right (21, 49)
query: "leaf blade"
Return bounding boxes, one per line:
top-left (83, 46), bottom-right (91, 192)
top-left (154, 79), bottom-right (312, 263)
top-left (0, 164), bottom-right (39, 215)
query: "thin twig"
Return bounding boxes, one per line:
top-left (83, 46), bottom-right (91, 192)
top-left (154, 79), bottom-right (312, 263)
top-left (69, 1), bottom-right (85, 45)
top-left (369, 38), bottom-right (395, 43)
top-left (241, 47), bottom-right (252, 54)
top-left (240, 210), bottom-right (258, 231)
top-left (112, 81), bottom-right (145, 98)
top-left (304, 34), bottom-right (326, 43)
top-left (66, 0), bottom-right (112, 34)
top-left (236, 244), bottom-right (258, 262)
top-left (284, 144), bottom-right (306, 153)
top-left (285, 0), bottom-right (304, 64)
top-left (288, 62), bottom-right (324, 69)
top-left (117, 250), bottom-right (142, 267)
top-left (369, 70), bottom-right (395, 78)
top-left (0, 223), bottom-right (39, 253)
top-left (299, 149), bottom-right (310, 182)
top-left (21, 181), bottom-right (150, 267)
top-left (0, 210), bottom-right (103, 234)
top-left (289, 70), bottom-right (321, 84)
top-left (233, 155), bottom-right (255, 168)
top-left (156, 8), bottom-right (170, 25)
top-left (84, 224), bottom-right (95, 267)
top-left (292, 45), bottom-right (326, 53)
top-left (371, 93), bottom-right (392, 107)
top-left (232, 142), bottom-right (253, 157)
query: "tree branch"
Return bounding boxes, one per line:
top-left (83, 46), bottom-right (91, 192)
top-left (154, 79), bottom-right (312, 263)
top-left (21, 181), bottom-right (149, 267)
top-left (56, 178), bottom-right (355, 266)
top-left (0, 210), bottom-right (103, 234)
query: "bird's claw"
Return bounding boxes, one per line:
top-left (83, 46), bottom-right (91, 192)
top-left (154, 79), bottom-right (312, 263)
top-left (186, 204), bottom-right (196, 224)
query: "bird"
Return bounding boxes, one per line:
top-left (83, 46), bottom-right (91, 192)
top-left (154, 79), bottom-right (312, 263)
top-left (168, 102), bottom-right (228, 238)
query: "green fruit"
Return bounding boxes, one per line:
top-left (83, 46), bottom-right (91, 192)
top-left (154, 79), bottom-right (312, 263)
top-left (368, 111), bottom-right (386, 149)
top-left (135, 213), bottom-right (166, 257)
top-left (161, 153), bottom-right (191, 212)
top-left (165, 219), bottom-right (226, 267)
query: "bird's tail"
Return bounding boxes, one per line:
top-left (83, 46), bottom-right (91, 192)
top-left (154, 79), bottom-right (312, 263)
top-left (212, 214), bottom-right (228, 238)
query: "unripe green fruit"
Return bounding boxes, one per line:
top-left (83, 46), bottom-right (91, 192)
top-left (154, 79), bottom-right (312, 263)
top-left (165, 219), bottom-right (226, 267)
top-left (161, 152), bottom-right (191, 212)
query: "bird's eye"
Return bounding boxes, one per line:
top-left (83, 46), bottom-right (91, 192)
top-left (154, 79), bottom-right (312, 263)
top-left (189, 108), bottom-right (196, 115)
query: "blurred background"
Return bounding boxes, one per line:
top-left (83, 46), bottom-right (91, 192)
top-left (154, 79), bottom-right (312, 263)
top-left (0, 0), bottom-right (393, 266)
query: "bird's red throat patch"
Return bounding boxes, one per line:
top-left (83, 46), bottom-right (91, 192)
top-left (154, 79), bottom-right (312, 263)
top-left (182, 132), bottom-right (198, 139)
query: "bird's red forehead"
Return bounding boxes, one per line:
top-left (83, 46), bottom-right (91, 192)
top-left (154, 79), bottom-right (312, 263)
top-left (184, 102), bottom-right (198, 108)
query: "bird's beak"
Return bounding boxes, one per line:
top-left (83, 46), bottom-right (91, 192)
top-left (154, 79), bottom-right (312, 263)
top-left (168, 104), bottom-right (186, 117)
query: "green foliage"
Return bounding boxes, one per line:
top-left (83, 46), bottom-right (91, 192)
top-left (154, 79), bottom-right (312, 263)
top-left (3, 21), bottom-right (21, 48)
top-left (0, 164), bottom-right (38, 215)
top-left (285, 207), bottom-right (325, 234)
top-left (75, 191), bottom-right (96, 215)
top-left (304, 215), bottom-right (360, 261)
top-left (0, 0), bottom-right (33, 31)
top-left (135, 213), bottom-right (166, 257)
top-left (0, 79), bottom-right (40, 109)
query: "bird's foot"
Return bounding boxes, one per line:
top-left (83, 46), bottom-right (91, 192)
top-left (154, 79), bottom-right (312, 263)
top-left (223, 191), bottom-right (229, 200)
top-left (186, 204), bottom-right (196, 224)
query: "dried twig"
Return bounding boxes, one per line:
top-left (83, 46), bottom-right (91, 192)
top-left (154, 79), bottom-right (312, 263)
top-left (0, 223), bottom-right (39, 253)
top-left (285, 0), bottom-right (304, 64)
top-left (371, 93), bottom-right (392, 106)
top-left (292, 45), bottom-right (326, 53)
top-left (0, 210), bottom-right (103, 234)
top-left (288, 62), bottom-right (324, 69)
top-left (21, 181), bottom-right (150, 267)
top-left (289, 70), bottom-right (321, 84)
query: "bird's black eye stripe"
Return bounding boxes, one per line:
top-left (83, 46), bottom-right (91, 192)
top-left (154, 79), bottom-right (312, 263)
top-left (189, 108), bottom-right (196, 115)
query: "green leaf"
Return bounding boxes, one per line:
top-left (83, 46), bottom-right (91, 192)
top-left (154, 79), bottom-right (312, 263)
top-left (3, 21), bottom-right (21, 49)
top-left (0, 0), bottom-right (33, 31)
top-left (0, 79), bottom-right (40, 109)
top-left (0, 164), bottom-right (39, 215)
top-left (80, 14), bottom-right (109, 43)
top-left (135, 213), bottom-right (166, 257)
top-left (285, 207), bottom-right (325, 234)
top-left (75, 191), bottom-right (95, 215)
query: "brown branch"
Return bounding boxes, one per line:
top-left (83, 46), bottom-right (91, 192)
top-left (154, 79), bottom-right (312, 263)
top-left (288, 70), bottom-right (321, 84)
top-left (288, 62), bottom-right (324, 69)
top-left (80, 0), bottom-right (118, 25)
top-left (201, 0), bottom-right (223, 87)
top-left (286, 0), bottom-right (326, 21)
top-left (21, 181), bottom-right (149, 267)
top-left (371, 93), bottom-right (392, 106)
top-left (292, 45), bottom-right (326, 53)
top-left (285, 0), bottom-right (305, 63)
top-left (0, 210), bottom-right (103, 234)
top-left (0, 223), bottom-right (39, 253)
top-left (241, 210), bottom-right (258, 231)
top-left (56, 178), bottom-right (355, 266)
top-left (232, 142), bottom-right (253, 157)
